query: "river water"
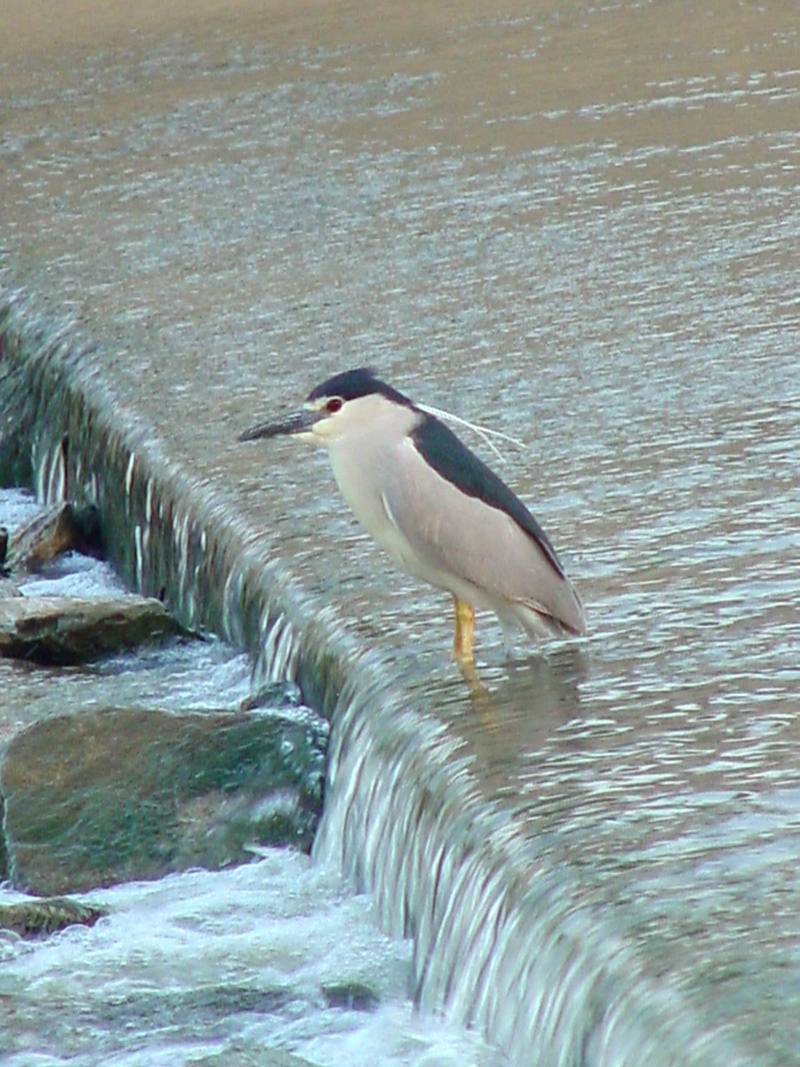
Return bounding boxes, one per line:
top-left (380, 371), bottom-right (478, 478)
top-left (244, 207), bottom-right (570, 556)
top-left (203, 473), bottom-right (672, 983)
top-left (1, 0), bottom-right (799, 1063)
top-left (0, 488), bottom-right (497, 1066)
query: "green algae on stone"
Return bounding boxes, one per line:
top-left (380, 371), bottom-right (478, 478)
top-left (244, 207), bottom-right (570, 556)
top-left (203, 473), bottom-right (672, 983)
top-left (1, 706), bottom-right (326, 895)
top-left (321, 980), bottom-right (381, 1012)
top-left (0, 896), bottom-right (107, 938)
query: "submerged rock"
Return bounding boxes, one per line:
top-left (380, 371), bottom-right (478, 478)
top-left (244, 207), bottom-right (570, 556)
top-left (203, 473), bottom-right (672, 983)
top-left (240, 679), bottom-right (303, 712)
top-left (187, 1043), bottom-right (322, 1067)
top-left (0, 897), bottom-right (107, 938)
top-left (321, 980), bottom-right (381, 1012)
top-left (0, 595), bottom-right (184, 664)
top-left (0, 705), bottom-right (325, 895)
top-left (7, 501), bottom-right (101, 572)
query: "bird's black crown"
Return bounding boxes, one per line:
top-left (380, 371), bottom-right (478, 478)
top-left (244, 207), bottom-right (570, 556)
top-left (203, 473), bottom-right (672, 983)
top-left (307, 367), bottom-right (414, 408)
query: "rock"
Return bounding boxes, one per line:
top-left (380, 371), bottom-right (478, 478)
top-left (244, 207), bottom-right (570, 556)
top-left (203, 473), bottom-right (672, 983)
top-left (0, 577), bottom-right (21, 597)
top-left (240, 679), bottom-right (303, 712)
top-left (7, 501), bottom-right (101, 573)
top-left (57, 985), bottom-right (298, 1053)
top-left (187, 1044), bottom-right (322, 1067)
top-left (322, 981), bottom-right (381, 1011)
top-left (0, 706), bottom-right (326, 895)
top-left (0, 595), bottom-right (184, 663)
top-left (0, 525), bottom-right (8, 572)
top-left (0, 897), bottom-right (107, 938)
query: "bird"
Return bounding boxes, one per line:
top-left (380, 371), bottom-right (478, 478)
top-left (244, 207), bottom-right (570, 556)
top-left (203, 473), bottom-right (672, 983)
top-left (239, 367), bottom-right (585, 664)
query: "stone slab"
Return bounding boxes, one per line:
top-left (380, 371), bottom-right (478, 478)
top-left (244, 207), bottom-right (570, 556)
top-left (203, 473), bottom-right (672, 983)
top-left (1, 705), bottom-right (325, 894)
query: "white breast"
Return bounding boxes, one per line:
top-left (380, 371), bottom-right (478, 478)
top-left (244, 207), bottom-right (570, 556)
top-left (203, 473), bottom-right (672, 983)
top-left (324, 409), bottom-right (457, 589)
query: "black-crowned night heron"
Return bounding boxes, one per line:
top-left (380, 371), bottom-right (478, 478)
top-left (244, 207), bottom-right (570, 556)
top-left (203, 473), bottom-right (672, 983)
top-left (239, 367), bottom-right (585, 663)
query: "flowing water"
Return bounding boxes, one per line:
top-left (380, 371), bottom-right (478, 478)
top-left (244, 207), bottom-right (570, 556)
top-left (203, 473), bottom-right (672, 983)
top-left (0, 487), bottom-right (497, 1066)
top-left (1, 0), bottom-right (799, 1063)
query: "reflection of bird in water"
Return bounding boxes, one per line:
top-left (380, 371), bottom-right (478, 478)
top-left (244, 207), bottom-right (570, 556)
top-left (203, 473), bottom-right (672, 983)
top-left (462, 640), bottom-right (588, 785)
top-left (240, 368), bottom-right (585, 664)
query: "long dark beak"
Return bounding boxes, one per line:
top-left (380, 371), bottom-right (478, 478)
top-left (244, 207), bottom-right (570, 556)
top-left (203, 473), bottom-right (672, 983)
top-left (238, 408), bottom-right (321, 442)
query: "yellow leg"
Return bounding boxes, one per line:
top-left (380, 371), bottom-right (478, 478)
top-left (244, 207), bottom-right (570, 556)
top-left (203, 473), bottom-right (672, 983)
top-left (452, 596), bottom-right (476, 664)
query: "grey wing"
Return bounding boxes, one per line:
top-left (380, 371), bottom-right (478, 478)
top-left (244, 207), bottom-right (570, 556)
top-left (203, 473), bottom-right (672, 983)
top-left (384, 438), bottom-right (585, 633)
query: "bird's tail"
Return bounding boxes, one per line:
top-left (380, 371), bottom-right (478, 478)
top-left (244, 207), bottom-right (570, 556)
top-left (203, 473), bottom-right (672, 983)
top-left (515, 580), bottom-right (586, 639)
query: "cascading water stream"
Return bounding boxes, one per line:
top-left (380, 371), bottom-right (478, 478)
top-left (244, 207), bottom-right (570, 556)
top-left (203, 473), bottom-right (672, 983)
top-left (313, 668), bottom-right (746, 1066)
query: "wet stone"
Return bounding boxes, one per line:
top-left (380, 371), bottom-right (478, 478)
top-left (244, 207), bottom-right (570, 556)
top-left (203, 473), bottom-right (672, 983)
top-left (98, 985), bottom-right (291, 1027)
top-left (321, 981), bottom-right (381, 1012)
top-left (187, 1044), bottom-right (322, 1067)
top-left (0, 897), bottom-right (107, 938)
top-left (240, 679), bottom-right (303, 712)
top-left (7, 501), bottom-right (101, 573)
top-left (0, 595), bottom-right (184, 664)
top-left (0, 706), bottom-right (325, 895)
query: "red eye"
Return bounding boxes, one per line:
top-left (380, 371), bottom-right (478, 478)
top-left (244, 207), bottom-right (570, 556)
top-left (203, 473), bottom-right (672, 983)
top-left (326, 397), bottom-right (343, 414)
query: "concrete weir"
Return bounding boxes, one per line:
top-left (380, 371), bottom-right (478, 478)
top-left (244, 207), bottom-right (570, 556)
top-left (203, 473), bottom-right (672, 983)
top-left (0, 296), bottom-right (741, 1065)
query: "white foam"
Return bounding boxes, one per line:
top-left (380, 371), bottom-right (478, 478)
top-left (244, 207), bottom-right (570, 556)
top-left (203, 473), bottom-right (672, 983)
top-left (0, 854), bottom-right (498, 1066)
